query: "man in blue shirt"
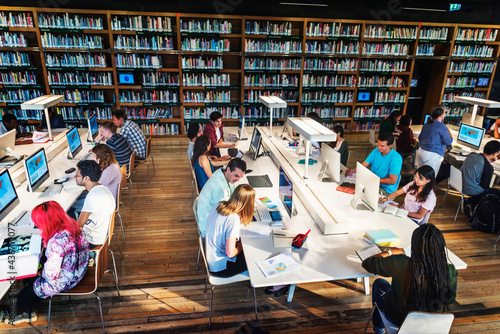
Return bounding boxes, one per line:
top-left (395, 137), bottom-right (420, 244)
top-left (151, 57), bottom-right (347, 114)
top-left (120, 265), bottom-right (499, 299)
top-left (36, 109), bottom-right (65, 131)
top-left (347, 132), bottom-right (403, 195)
top-left (99, 122), bottom-right (133, 171)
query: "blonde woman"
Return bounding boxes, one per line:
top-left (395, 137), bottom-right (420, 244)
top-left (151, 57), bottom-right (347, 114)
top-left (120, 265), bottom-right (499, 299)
top-left (205, 184), bottom-right (255, 277)
top-left (91, 144), bottom-right (122, 201)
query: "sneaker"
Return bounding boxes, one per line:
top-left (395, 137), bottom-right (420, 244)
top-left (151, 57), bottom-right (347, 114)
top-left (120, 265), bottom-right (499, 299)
top-left (4, 312), bottom-right (37, 325)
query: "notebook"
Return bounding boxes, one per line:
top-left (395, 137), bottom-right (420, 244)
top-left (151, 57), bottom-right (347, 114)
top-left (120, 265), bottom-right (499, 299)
top-left (247, 175), bottom-right (273, 188)
top-left (364, 229), bottom-right (400, 246)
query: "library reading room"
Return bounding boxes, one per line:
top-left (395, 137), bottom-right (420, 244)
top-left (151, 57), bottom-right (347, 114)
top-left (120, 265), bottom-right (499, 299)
top-left (2, 1), bottom-right (500, 333)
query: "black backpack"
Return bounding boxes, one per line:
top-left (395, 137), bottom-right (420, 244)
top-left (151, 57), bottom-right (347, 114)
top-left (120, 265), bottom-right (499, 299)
top-left (469, 193), bottom-right (500, 233)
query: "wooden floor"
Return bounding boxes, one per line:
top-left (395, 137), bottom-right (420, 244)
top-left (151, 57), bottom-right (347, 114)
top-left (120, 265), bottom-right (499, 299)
top-left (2, 135), bottom-right (500, 333)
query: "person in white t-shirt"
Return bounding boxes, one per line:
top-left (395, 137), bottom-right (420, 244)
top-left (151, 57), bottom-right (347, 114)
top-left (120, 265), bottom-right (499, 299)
top-left (75, 160), bottom-right (116, 248)
top-left (379, 165), bottom-right (437, 225)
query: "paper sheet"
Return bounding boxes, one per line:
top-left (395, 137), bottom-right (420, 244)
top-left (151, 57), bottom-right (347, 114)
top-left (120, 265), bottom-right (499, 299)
top-left (256, 252), bottom-right (300, 278)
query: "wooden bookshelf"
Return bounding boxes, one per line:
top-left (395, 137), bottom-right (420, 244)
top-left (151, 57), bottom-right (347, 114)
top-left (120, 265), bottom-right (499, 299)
top-left (1, 6), bottom-right (499, 135)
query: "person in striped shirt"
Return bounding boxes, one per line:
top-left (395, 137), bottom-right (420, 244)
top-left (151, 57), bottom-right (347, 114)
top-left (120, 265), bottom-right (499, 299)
top-left (99, 122), bottom-right (133, 171)
top-left (112, 109), bottom-right (146, 159)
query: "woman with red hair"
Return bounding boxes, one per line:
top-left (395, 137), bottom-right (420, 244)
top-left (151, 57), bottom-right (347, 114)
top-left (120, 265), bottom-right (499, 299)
top-left (2, 201), bottom-right (89, 325)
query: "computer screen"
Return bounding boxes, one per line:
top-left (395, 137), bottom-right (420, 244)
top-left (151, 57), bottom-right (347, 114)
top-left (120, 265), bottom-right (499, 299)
top-left (87, 114), bottom-right (99, 141)
top-left (66, 126), bottom-right (82, 159)
top-left (353, 162), bottom-right (380, 212)
top-left (477, 77), bottom-right (489, 87)
top-left (279, 166), bottom-right (293, 218)
top-left (357, 91), bottom-right (371, 102)
top-left (0, 169), bottom-right (20, 221)
top-left (457, 122), bottom-right (485, 151)
top-left (410, 78), bottom-right (418, 87)
top-left (118, 73), bottom-right (135, 85)
top-left (462, 112), bottom-right (484, 128)
top-left (250, 127), bottom-right (262, 160)
top-left (238, 115), bottom-right (247, 140)
top-left (0, 129), bottom-right (16, 161)
top-left (424, 114), bottom-right (431, 124)
top-left (320, 143), bottom-right (341, 183)
top-left (23, 148), bottom-right (50, 192)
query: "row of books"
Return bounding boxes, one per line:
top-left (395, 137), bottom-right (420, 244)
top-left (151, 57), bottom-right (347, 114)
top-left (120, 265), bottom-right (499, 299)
top-left (364, 25), bottom-right (417, 39)
top-left (115, 54), bottom-right (161, 68)
top-left (45, 52), bottom-right (107, 68)
top-left (47, 71), bottom-right (113, 86)
top-left (442, 91), bottom-right (486, 102)
top-left (305, 41), bottom-right (359, 54)
top-left (306, 23), bottom-right (360, 37)
top-left (183, 91), bottom-right (231, 103)
top-left (354, 106), bottom-right (396, 118)
top-left (245, 21), bottom-right (292, 36)
top-left (416, 44), bottom-right (435, 56)
top-left (448, 61), bottom-right (495, 73)
top-left (447, 107), bottom-right (472, 116)
top-left (0, 12), bottom-right (33, 27)
top-left (124, 107), bottom-right (174, 119)
top-left (142, 73), bottom-right (179, 86)
top-left (0, 32), bottom-right (27, 47)
top-left (181, 38), bottom-right (230, 52)
top-left (244, 74), bottom-right (298, 87)
top-left (245, 57), bottom-right (301, 70)
top-left (451, 45), bottom-right (494, 57)
top-left (3, 108), bottom-right (42, 120)
top-left (180, 19), bottom-right (232, 34)
top-left (119, 90), bottom-right (178, 103)
top-left (455, 28), bottom-right (498, 42)
top-left (445, 77), bottom-right (479, 88)
top-left (245, 40), bottom-right (302, 53)
top-left (38, 14), bottom-right (104, 30)
top-left (302, 74), bottom-right (356, 87)
top-left (300, 107), bottom-right (351, 119)
top-left (41, 33), bottom-right (102, 49)
top-left (373, 92), bottom-right (406, 103)
top-left (245, 90), bottom-right (299, 102)
top-left (52, 89), bottom-right (105, 103)
top-left (111, 16), bottom-right (172, 32)
top-left (353, 121), bottom-right (380, 131)
top-left (182, 56), bottom-right (223, 69)
top-left (183, 73), bottom-right (231, 86)
top-left (304, 58), bottom-right (358, 71)
top-left (419, 27), bottom-right (449, 40)
top-left (358, 75), bottom-right (405, 88)
top-left (363, 43), bottom-right (409, 56)
top-left (1, 71), bottom-right (37, 85)
top-left (0, 89), bottom-right (44, 103)
top-left (302, 91), bottom-right (353, 103)
top-left (184, 107), bottom-right (239, 119)
top-left (115, 35), bottom-right (174, 50)
top-left (141, 123), bottom-right (179, 135)
top-left (54, 106), bottom-right (98, 119)
top-left (243, 106), bottom-right (285, 118)
top-left (360, 59), bottom-right (408, 72)
top-left (0, 52), bottom-right (31, 66)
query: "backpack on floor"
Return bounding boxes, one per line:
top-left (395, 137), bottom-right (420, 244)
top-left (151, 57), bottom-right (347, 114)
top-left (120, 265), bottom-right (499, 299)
top-left (468, 193), bottom-right (500, 233)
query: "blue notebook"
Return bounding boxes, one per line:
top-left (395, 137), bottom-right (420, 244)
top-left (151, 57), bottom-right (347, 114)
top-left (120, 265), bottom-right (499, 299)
top-left (365, 229), bottom-right (399, 244)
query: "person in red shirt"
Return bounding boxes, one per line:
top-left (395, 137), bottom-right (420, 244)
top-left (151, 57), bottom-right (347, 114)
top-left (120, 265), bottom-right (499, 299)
top-left (393, 115), bottom-right (416, 161)
top-left (203, 111), bottom-right (237, 157)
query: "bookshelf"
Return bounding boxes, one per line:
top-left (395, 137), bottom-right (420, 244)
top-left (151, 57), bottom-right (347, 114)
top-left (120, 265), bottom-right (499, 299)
top-left (0, 7), bottom-right (499, 135)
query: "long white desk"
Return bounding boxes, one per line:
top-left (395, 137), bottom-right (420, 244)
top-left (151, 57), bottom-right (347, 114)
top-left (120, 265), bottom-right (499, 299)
top-left (238, 126), bottom-right (466, 302)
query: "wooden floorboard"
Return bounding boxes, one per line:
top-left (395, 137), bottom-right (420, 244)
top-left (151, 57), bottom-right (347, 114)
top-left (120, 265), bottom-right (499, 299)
top-left (1, 134), bottom-right (500, 333)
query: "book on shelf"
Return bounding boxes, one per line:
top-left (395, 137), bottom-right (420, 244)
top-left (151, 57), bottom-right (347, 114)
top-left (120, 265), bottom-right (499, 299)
top-left (364, 229), bottom-right (400, 247)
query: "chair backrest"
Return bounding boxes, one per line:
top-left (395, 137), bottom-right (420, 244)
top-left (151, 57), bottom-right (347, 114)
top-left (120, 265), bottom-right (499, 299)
top-left (193, 197), bottom-right (201, 234)
top-left (398, 312), bottom-right (454, 334)
top-left (97, 237), bottom-right (110, 285)
top-left (117, 165), bottom-right (127, 208)
top-left (369, 129), bottom-right (377, 146)
top-left (199, 235), bottom-right (209, 277)
top-left (450, 165), bottom-right (463, 193)
top-left (107, 213), bottom-right (115, 246)
top-left (375, 303), bottom-right (399, 334)
top-left (127, 150), bottom-right (136, 178)
top-left (190, 161), bottom-right (201, 194)
top-left (145, 137), bottom-right (152, 159)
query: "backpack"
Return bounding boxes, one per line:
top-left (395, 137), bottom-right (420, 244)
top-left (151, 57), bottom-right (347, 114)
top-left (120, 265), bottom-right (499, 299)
top-left (469, 193), bottom-right (500, 233)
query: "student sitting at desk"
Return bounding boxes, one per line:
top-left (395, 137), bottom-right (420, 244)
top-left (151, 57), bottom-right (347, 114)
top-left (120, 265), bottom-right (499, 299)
top-left (347, 132), bottom-right (402, 196)
top-left (196, 158), bottom-right (247, 237)
top-left (35, 109), bottom-right (65, 131)
top-left (362, 223), bottom-right (457, 333)
top-left (332, 124), bottom-right (349, 166)
top-left (2, 201), bottom-right (89, 325)
top-left (393, 115), bottom-right (416, 161)
top-left (75, 160), bottom-right (116, 248)
top-left (91, 144), bottom-right (122, 201)
top-left (205, 184), bottom-right (255, 277)
top-left (187, 122), bottom-right (202, 159)
top-left (461, 140), bottom-right (500, 212)
top-left (112, 109), bottom-right (147, 159)
top-left (99, 122), bottom-right (133, 171)
top-left (203, 111), bottom-right (237, 157)
top-left (380, 165), bottom-right (437, 225)
top-left (0, 113), bottom-right (32, 139)
top-left (379, 110), bottom-right (401, 135)
top-left (192, 135), bottom-right (231, 189)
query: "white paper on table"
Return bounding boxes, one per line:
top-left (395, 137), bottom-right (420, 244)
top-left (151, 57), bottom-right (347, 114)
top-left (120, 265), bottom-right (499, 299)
top-left (256, 252), bottom-right (300, 278)
top-left (378, 199), bottom-right (399, 208)
top-left (240, 225), bottom-right (270, 238)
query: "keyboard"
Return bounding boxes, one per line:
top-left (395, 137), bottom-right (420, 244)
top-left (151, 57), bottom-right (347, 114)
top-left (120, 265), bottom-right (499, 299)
top-left (12, 210), bottom-right (32, 226)
top-left (257, 206), bottom-right (273, 222)
top-left (40, 183), bottom-right (63, 197)
top-left (80, 152), bottom-right (91, 161)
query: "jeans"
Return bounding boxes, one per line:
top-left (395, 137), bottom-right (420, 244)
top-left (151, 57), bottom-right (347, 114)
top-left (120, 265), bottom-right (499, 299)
top-left (16, 277), bottom-right (43, 315)
top-left (372, 278), bottom-right (392, 330)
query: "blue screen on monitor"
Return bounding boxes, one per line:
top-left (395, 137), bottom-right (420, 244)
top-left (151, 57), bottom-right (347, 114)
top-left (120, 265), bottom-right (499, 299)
top-left (477, 78), bottom-right (489, 87)
top-left (424, 114), bottom-right (431, 123)
top-left (0, 169), bottom-right (18, 217)
top-left (66, 127), bottom-right (82, 157)
top-left (89, 114), bottom-right (98, 138)
top-left (118, 73), bottom-right (135, 84)
top-left (26, 149), bottom-right (48, 187)
top-left (357, 91), bottom-right (371, 102)
top-left (457, 123), bottom-right (485, 150)
top-left (279, 167), bottom-right (293, 217)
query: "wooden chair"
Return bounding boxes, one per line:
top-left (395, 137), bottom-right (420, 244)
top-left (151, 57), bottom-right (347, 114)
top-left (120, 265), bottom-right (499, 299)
top-left (123, 150), bottom-right (139, 205)
top-left (193, 197), bottom-right (201, 272)
top-left (47, 236), bottom-right (119, 334)
top-left (135, 137), bottom-right (155, 184)
top-left (189, 156), bottom-right (200, 204)
top-left (441, 165), bottom-right (466, 221)
top-left (115, 165), bottom-right (128, 243)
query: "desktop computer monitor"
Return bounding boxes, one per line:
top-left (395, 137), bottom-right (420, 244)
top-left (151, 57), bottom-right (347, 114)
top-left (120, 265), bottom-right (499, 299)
top-left (87, 114), bottom-right (99, 141)
top-left (250, 127), bottom-right (262, 160)
top-left (23, 148), bottom-right (50, 193)
top-left (66, 126), bottom-right (82, 159)
top-left (279, 166), bottom-right (293, 218)
top-left (424, 114), bottom-right (431, 124)
top-left (352, 162), bottom-right (380, 212)
top-left (0, 169), bottom-right (20, 221)
top-left (457, 122), bottom-right (485, 151)
top-left (319, 143), bottom-right (341, 183)
top-left (462, 112), bottom-right (484, 128)
top-left (0, 129), bottom-right (16, 161)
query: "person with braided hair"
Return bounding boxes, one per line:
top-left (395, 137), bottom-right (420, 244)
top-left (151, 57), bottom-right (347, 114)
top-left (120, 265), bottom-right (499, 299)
top-left (362, 224), bottom-right (457, 333)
